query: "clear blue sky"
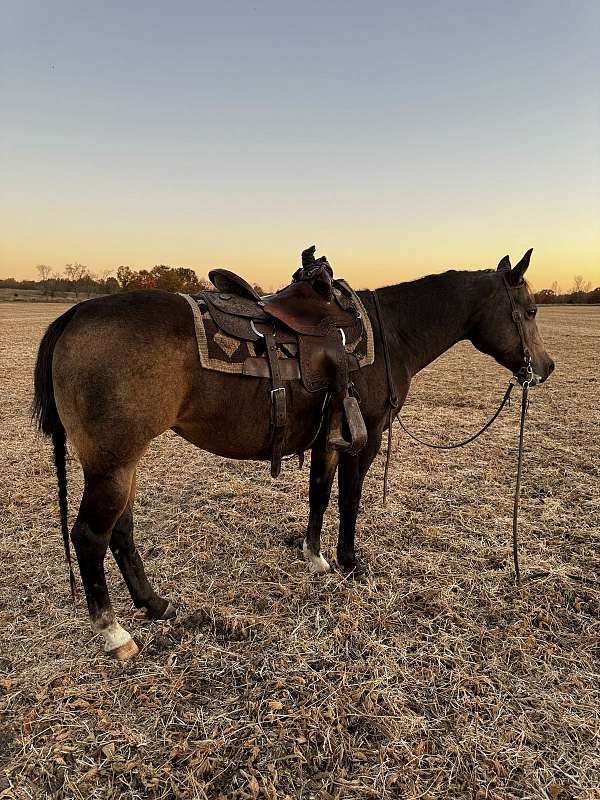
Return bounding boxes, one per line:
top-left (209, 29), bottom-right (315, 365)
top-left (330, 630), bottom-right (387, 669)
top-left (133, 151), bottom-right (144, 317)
top-left (1, 0), bottom-right (599, 289)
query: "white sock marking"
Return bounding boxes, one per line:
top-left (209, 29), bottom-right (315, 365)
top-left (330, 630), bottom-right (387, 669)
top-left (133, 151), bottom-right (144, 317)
top-left (303, 539), bottom-right (330, 574)
top-left (93, 619), bottom-right (132, 652)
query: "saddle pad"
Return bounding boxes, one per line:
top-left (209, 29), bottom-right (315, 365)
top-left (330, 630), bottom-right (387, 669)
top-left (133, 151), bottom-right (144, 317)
top-left (336, 280), bottom-right (375, 368)
top-left (180, 293), bottom-right (259, 374)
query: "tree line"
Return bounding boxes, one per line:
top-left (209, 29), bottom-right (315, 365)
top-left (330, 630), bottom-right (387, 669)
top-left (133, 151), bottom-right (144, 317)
top-left (1, 264), bottom-right (597, 304)
top-left (0, 263), bottom-right (265, 298)
top-left (533, 276), bottom-right (600, 304)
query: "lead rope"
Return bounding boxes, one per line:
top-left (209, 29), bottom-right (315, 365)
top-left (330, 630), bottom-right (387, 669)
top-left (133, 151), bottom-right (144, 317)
top-left (512, 381), bottom-right (529, 584)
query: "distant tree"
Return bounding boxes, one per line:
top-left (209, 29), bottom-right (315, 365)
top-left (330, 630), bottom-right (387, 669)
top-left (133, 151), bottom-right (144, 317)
top-left (588, 287), bottom-right (600, 304)
top-left (117, 265), bottom-right (135, 291)
top-left (64, 263), bottom-right (88, 298)
top-left (36, 264), bottom-right (52, 295)
top-left (105, 276), bottom-right (120, 294)
top-left (150, 265), bottom-right (182, 292)
top-left (172, 267), bottom-right (199, 293)
top-left (551, 280), bottom-right (561, 296)
top-left (131, 269), bottom-right (157, 289)
top-left (572, 275), bottom-right (592, 294)
top-left (252, 283), bottom-right (265, 297)
top-left (36, 264), bottom-right (52, 282)
top-left (82, 271), bottom-right (99, 297)
top-left (534, 288), bottom-right (556, 304)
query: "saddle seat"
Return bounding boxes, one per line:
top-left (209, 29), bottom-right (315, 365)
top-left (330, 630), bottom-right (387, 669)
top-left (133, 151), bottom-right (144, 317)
top-left (208, 270), bottom-right (359, 338)
top-left (200, 247), bottom-right (368, 476)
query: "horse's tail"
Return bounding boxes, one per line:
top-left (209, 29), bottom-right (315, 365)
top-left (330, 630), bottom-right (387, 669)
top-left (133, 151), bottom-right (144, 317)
top-left (33, 304), bottom-right (81, 599)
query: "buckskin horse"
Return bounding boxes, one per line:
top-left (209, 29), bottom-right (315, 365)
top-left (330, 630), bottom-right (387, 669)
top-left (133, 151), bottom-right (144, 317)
top-left (33, 248), bottom-right (554, 659)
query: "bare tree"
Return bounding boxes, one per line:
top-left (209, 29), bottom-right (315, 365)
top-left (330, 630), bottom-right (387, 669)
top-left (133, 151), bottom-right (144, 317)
top-left (36, 264), bottom-right (52, 294)
top-left (551, 280), bottom-right (561, 297)
top-left (64, 263), bottom-right (88, 298)
top-left (572, 275), bottom-right (591, 294)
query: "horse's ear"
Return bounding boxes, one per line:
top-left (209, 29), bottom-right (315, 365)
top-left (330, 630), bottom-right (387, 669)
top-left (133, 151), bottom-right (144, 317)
top-left (497, 255), bottom-right (511, 272)
top-left (508, 248), bottom-right (533, 285)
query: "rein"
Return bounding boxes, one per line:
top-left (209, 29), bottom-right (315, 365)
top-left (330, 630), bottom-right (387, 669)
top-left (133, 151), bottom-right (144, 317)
top-left (371, 276), bottom-right (534, 585)
top-left (397, 381), bottom-right (514, 449)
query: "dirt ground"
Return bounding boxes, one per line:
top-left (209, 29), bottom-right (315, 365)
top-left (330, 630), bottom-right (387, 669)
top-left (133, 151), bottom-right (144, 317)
top-left (0, 301), bottom-right (598, 800)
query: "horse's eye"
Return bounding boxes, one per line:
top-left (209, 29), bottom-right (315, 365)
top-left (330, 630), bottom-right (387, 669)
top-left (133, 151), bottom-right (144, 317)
top-left (525, 308), bottom-right (537, 320)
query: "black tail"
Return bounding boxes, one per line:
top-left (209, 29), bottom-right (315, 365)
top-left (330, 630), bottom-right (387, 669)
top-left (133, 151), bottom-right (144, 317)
top-left (33, 304), bottom-right (81, 599)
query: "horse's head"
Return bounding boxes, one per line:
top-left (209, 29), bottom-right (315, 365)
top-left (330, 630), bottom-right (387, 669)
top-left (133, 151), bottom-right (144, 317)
top-left (470, 249), bottom-right (555, 385)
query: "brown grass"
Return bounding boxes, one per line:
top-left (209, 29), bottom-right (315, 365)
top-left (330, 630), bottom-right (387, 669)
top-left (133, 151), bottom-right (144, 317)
top-left (0, 302), bottom-right (598, 800)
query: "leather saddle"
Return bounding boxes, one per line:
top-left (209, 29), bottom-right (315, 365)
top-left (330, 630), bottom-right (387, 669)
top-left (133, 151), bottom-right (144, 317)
top-left (199, 246), bottom-right (368, 477)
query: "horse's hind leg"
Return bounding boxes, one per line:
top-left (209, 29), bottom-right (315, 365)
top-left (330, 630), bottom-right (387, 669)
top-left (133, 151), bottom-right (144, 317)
top-left (109, 471), bottom-right (176, 620)
top-left (303, 438), bottom-right (339, 574)
top-left (70, 464), bottom-right (138, 660)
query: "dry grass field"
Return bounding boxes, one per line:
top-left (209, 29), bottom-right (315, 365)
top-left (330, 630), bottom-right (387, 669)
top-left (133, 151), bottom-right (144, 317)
top-left (1, 301), bottom-right (599, 800)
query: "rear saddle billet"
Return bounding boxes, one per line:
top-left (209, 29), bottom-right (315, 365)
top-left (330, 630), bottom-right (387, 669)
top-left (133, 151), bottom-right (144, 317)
top-left (200, 246), bottom-right (368, 477)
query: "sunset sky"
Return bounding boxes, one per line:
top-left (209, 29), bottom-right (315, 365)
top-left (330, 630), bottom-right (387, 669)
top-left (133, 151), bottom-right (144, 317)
top-left (2, 1), bottom-right (599, 290)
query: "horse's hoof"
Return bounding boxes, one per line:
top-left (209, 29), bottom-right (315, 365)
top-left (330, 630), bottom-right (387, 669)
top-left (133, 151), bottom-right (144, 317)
top-left (303, 540), bottom-right (331, 574)
top-left (337, 555), bottom-right (358, 575)
top-left (145, 598), bottom-right (176, 620)
top-left (160, 602), bottom-right (177, 620)
top-left (109, 638), bottom-right (139, 661)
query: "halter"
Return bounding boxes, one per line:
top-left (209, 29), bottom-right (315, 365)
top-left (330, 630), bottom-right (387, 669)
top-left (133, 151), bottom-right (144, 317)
top-left (501, 274), bottom-right (534, 388)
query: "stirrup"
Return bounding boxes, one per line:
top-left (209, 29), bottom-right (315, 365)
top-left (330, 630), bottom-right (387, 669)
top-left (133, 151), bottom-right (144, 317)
top-left (327, 396), bottom-right (367, 455)
top-left (343, 395), bottom-right (367, 455)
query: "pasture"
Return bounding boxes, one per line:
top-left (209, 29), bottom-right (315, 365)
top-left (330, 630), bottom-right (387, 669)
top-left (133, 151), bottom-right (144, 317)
top-left (0, 301), bottom-right (598, 799)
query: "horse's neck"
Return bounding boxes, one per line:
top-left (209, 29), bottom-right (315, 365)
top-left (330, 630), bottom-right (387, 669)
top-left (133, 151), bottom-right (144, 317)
top-left (377, 271), bottom-right (483, 378)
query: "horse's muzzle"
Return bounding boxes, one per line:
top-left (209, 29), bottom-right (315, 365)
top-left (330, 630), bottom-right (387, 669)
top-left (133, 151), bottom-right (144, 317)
top-left (530, 357), bottom-right (555, 386)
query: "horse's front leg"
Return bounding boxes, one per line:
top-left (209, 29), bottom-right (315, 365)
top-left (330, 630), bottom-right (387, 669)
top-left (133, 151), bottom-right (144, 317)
top-left (337, 430), bottom-right (382, 572)
top-left (303, 441), bottom-right (339, 574)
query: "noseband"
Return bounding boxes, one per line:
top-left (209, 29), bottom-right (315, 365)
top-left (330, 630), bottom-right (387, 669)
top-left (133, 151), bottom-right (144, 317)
top-left (501, 274), bottom-right (533, 388)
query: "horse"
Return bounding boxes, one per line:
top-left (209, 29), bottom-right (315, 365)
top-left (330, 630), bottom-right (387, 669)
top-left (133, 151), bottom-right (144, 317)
top-left (33, 249), bottom-right (554, 660)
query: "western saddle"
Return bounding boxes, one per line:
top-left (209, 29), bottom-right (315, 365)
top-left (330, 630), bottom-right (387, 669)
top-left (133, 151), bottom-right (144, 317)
top-left (200, 246), bottom-right (368, 477)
